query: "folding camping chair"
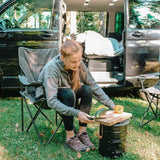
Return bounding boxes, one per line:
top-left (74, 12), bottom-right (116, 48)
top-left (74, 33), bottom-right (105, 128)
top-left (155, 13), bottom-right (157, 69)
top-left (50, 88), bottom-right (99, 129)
top-left (139, 76), bottom-right (160, 126)
top-left (18, 47), bottom-right (63, 145)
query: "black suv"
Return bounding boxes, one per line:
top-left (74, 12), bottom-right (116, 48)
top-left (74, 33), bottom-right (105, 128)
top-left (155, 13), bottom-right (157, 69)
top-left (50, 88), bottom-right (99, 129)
top-left (0, 0), bottom-right (61, 91)
top-left (1, 0), bottom-right (160, 94)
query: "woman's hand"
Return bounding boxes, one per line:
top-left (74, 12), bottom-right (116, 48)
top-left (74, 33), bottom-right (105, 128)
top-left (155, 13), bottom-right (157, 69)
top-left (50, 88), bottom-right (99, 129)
top-left (78, 111), bottom-right (95, 124)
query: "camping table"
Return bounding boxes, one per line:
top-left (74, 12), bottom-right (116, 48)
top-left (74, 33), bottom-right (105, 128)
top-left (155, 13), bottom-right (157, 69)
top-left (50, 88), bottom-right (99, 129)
top-left (96, 110), bottom-right (132, 158)
top-left (95, 110), bottom-right (132, 126)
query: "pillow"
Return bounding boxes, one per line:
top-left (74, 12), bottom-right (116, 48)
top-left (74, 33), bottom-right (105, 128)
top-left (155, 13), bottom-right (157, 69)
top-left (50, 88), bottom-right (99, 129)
top-left (84, 31), bottom-right (115, 56)
top-left (76, 30), bottom-right (124, 57)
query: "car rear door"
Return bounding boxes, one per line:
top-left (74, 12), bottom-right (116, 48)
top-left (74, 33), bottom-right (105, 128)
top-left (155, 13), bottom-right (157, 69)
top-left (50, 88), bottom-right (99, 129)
top-left (0, 0), bottom-right (60, 89)
top-left (125, 0), bottom-right (160, 77)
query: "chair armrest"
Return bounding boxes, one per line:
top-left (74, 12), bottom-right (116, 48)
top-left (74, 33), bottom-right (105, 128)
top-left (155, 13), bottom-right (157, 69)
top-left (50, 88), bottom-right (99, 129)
top-left (18, 75), bottom-right (42, 87)
top-left (137, 75), bottom-right (146, 81)
top-left (138, 76), bottom-right (146, 90)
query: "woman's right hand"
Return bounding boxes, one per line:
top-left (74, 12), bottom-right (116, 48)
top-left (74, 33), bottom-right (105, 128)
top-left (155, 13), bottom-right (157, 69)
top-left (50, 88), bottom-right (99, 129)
top-left (78, 111), bottom-right (95, 124)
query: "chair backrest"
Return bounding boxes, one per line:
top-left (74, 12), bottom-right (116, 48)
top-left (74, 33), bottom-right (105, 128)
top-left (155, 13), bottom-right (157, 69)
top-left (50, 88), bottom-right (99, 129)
top-left (18, 47), bottom-right (59, 83)
top-left (154, 79), bottom-right (160, 90)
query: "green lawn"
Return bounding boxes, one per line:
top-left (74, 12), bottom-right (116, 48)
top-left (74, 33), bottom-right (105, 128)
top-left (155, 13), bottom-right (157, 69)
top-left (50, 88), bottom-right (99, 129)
top-left (0, 96), bottom-right (160, 160)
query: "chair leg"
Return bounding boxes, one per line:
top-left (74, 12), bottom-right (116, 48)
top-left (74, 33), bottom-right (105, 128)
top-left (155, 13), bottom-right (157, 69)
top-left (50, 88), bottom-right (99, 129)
top-left (46, 118), bottom-right (63, 145)
top-left (156, 98), bottom-right (158, 115)
top-left (35, 106), bottom-right (53, 125)
top-left (21, 94), bottom-right (24, 132)
top-left (141, 113), bottom-right (160, 126)
top-left (26, 107), bottom-right (53, 132)
top-left (26, 108), bottom-right (42, 132)
top-left (21, 95), bottom-right (64, 145)
top-left (140, 96), bottom-right (152, 126)
top-left (56, 112), bottom-right (58, 125)
top-left (150, 95), bottom-right (160, 115)
top-left (26, 106), bottom-right (53, 132)
top-left (24, 98), bottom-right (43, 144)
top-left (140, 93), bottom-right (160, 126)
top-left (140, 92), bottom-right (151, 126)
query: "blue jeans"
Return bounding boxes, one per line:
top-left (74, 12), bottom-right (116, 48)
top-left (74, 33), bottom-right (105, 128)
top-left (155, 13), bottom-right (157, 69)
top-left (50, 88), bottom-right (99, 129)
top-left (57, 85), bottom-right (92, 131)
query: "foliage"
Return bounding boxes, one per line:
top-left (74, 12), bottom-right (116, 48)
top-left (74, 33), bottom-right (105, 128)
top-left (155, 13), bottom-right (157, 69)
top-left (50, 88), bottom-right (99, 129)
top-left (0, 97), bottom-right (160, 159)
top-left (0, 0), bottom-right (6, 5)
top-left (0, 0), bottom-right (53, 29)
top-left (129, 0), bottom-right (160, 29)
top-left (76, 12), bottom-right (102, 34)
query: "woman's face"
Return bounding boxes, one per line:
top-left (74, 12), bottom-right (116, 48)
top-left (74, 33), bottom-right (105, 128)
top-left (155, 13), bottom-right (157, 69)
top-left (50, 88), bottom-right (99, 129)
top-left (61, 51), bottom-right (82, 71)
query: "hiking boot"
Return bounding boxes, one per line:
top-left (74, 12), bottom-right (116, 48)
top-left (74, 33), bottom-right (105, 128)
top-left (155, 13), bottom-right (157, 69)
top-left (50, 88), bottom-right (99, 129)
top-left (77, 132), bottom-right (96, 150)
top-left (65, 135), bottom-right (90, 152)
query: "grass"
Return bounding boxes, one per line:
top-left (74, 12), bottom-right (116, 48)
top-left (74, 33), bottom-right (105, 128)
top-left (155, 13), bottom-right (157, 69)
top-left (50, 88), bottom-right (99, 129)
top-left (0, 96), bottom-right (160, 160)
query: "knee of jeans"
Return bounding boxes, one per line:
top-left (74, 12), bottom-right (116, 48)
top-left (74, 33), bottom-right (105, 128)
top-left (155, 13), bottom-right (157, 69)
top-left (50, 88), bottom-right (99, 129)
top-left (65, 89), bottom-right (75, 99)
top-left (60, 89), bottom-right (75, 106)
top-left (81, 85), bottom-right (92, 96)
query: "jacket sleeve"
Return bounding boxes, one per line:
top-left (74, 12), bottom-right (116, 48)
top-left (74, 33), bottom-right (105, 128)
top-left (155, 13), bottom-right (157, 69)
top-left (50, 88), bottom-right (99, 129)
top-left (37, 61), bottom-right (80, 117)
top-left (80, 62), bottom-right (115, 110)
top-left (44, 76), bottom-right (80, 117)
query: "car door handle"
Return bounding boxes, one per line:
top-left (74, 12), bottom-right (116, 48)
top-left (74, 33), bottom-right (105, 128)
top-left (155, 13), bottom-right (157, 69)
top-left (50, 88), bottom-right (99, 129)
top-left (0, 32), bottom-right (7, 38)
top-left (132, 31), bottom-right (144, 37)
top-left (0, 33), bottom-right (13, 38)
top-left (7, 33), bottom-right (13, 38)
top-left (40, 33), bottom-right (53, 37)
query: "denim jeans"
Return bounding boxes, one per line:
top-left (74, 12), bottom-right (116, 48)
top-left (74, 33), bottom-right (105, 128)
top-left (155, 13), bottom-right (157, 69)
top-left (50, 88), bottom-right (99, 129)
top-left (57, 85), bottom-right (92, 131)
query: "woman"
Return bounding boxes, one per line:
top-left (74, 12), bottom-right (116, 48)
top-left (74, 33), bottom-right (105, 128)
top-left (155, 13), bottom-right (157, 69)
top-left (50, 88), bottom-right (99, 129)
top-left (38, 39), bottom-right (115, 152)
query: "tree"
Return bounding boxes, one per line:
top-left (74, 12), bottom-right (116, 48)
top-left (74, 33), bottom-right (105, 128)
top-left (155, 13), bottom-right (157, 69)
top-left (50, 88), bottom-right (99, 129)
top-left (129, 0), bottom-right (160, 29)
top-left (76, 12), bottom-right (102, 33)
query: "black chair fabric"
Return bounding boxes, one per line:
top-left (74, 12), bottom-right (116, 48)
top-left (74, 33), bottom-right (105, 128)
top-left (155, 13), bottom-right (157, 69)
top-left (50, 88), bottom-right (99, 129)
top-left (139, 76), bottom-right (160, 126)
top-left (18, 47), bottom-right (63, 145)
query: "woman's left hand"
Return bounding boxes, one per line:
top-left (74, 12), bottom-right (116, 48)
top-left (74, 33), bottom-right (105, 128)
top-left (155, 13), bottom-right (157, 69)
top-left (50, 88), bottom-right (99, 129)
top-left (78, 111), bottom-right (95, 124)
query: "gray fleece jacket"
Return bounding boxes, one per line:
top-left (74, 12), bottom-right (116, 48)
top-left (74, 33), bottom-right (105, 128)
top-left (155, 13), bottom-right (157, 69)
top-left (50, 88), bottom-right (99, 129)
top-left (38, 54), bottom-right (115, 117)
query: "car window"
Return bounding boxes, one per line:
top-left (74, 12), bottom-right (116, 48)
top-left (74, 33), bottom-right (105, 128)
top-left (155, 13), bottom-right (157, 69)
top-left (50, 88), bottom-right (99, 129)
top-left (115, 13), bottom-right (124, 34)
top-left (129, 0), bottom-right (160, 29)
top-left (0, 0), bottom-right (53, 30)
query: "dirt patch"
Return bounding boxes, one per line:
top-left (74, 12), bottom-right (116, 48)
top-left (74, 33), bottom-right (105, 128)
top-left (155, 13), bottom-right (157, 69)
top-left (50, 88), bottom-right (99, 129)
top-left (0, 146), bottom-right (6, 160)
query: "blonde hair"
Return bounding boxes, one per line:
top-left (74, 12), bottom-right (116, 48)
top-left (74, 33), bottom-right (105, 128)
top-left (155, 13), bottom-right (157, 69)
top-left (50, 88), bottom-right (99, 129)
top-left (61, 39), bottom-right (83, 91)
